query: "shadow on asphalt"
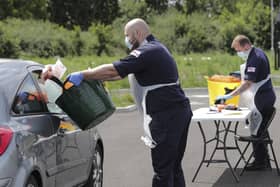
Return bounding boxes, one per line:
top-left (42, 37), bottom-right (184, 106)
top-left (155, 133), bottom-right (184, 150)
top-left (212, 168), bottom-right (280, 187)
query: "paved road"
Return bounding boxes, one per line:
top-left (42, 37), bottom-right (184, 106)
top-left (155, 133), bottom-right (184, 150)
top-left (98, 87), bottom-right (280, 187)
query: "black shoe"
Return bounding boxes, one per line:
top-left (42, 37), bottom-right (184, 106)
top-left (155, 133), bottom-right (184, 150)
top-left (245, 161), bottom-right (271, 171)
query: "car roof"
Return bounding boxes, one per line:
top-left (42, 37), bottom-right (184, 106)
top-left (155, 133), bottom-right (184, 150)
top-left (0, 58), bottom-right (42, 86)
top-left (0, 59), bottom-right (43, 109)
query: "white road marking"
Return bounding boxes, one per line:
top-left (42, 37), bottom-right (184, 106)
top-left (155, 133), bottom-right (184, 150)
top-left (188, 95), bottom-right (208, 98)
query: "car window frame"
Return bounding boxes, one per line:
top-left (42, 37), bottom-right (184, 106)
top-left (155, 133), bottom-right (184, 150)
top-left (11, 72), bottom-right (48, 116)
top-left (26, 65), bottom-right (82, 132)
top-left (27, 65), bottom-right (66, 115)
top-left (11, 65), bottom-right (63, 116)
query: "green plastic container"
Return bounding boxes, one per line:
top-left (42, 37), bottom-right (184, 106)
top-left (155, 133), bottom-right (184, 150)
top-left (55, 80), bottom-right (115, 130)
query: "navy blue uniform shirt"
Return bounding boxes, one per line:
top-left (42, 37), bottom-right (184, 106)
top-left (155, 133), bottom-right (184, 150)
top-left (113, 35), bottom-right (189, 114)
top-left (245, 47), bottom-right (276, 109)
top-left (245, 47), bottom-right (273, 91)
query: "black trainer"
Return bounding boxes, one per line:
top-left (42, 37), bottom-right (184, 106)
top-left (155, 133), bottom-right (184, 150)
top-left (245, 160), bottom-right (271, 171)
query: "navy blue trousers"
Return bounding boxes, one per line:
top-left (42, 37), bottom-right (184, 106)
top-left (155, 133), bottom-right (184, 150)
top-left (253, 90), bottom-right (276, 163)
top-left (150, 105), bottom-right (192, 187)
top-left (252, 107), bottom-right (274, 163)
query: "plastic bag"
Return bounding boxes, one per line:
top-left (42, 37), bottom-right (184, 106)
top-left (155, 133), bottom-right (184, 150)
top-left (52, 58), bottom-right (67, 79)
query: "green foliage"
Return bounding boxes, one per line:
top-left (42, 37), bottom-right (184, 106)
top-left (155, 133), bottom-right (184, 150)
top-left (145, 0), bottom-right (168, 13)
top-left (109, 92), bottom-right (134, 107)
top-left (0, 18), bottom-right (124, 58)
top-left (184, 0), bottom-right (240, 15)
top-left (219, 1), bottom-right (271, 52)
top-left (88, 24), bottom-right (115, 56)
top-left (0, 0), bottom-right (279, 57)
top-left (150, 9), bottom-right (222, 53)
top-left (0, 22), bottom-right (20, 58)
top-left (118, 0), bottom-right (149, 20)
top-left (48, 0), bottom-right (119, 30)
top-left (48, 0), bottom-right (94, 30)
top-left (175, 52), bottom-right (243, 88)
top-left (182, 13), bottom-right (221, 53)
top-left (0, 0), bottom-right (48, 20)
top-left (185, 0), bottom-right (207, 14)
top-left (0, 19), bottom-right (77, 57)
top-left (249, 2), bottom-right (271, 49)
top-left (92, 0), bottom-right (120, 25)
top-left (72, 27), bottom-right (84, 56)
top-left (148, 8), bottom-right (178, 51)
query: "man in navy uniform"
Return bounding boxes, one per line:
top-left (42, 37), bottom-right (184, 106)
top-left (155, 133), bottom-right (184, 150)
top-left (217, 35), bottom-right (276, 170)
top-left (66, 18), bottom-right (193, 187)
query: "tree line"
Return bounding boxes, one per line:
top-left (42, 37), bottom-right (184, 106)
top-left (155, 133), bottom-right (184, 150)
top-left (0, 0), bottom-right (280, 58)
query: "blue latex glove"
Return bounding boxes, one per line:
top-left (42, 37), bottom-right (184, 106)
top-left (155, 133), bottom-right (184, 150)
top-left (215, 94), bottom-right (233, 105)
top-left (18, 92), bottom-right (29, 103)
top-left (67, 72), bottom-right (84, 86)
top-left (216, 94), bottom-right (232, 101)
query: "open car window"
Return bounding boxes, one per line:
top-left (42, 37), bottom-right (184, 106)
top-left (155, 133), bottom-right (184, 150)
top-left (13, 74), bottom-right (46, 114)
top-left (31, 71), bottom-right (64, 114)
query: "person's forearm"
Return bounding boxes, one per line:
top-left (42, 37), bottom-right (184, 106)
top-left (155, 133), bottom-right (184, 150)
top-left (81, 64), bottom-right (120, 80)
top-left (102, 76), bottom-right (122, 81)
top-left (230, 81), bottom-right (252, 96)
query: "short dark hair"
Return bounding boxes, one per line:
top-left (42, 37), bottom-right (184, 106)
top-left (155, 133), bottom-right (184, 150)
top-left (231, 35), bottom-right (252, 48)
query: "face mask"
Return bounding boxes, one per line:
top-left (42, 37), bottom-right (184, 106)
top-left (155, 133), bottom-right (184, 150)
top-left (125, 36), bottom-right (140, 51)
top-left (125, 36), bottom-right (133, 50)
top-left (237, 50), bottom-right (250, 61)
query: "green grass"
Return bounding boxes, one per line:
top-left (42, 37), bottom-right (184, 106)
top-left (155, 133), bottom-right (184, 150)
top-left (20, 51), bottom-right (280, 107)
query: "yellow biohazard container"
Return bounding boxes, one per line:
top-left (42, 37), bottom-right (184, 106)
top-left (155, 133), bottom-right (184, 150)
top-left (206, 77), bottom-right (241, 106)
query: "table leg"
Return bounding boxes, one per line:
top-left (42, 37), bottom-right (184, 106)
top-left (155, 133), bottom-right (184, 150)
top-left (234, 143), bottom-right (250, 171)
top-left (206, 120), bottom-right (221, 167)
top-left (223, 121), bottom-right (239, 182)
top-left (233, 122), bottom-right (242, 157)
top-left (192, 121), bottom-right (207, 182)
top-left (192, 119), bottom-right (241, 182)
top-left (233, 121), bottom-right (248, 170)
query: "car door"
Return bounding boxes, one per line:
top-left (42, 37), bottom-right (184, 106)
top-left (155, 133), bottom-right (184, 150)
top-left (11, 72), bottom-right (56, 187)
top-left (32, 72), bottom-right (92, 186)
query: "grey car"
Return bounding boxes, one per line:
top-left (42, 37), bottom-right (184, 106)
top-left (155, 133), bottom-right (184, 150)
top-left (0, 59), bottom-right (104, 187)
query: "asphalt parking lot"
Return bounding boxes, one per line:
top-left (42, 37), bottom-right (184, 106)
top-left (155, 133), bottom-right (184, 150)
top-left (98, 87), bottom-right (280, 187)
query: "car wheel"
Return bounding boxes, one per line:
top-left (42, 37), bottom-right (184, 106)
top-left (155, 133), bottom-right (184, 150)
top-left (25, 175), bottom-right (39, 187)
top-left (84, 143), bottom-right (103, 187)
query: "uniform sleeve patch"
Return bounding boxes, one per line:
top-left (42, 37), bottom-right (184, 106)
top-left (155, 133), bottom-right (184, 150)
top-left (247, 67), bottom-right (256, 72)
top-left (130, 50), bottom-right (141, 57)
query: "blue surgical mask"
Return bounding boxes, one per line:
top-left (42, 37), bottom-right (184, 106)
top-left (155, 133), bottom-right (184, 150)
top-left (237, 50), bottom-right (250, 61)
top-left (125, 36), bottom-right (133, 50)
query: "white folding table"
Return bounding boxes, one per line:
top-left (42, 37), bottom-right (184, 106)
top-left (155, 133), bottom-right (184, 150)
top-left (191, 107), bottom-right (251, 182)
